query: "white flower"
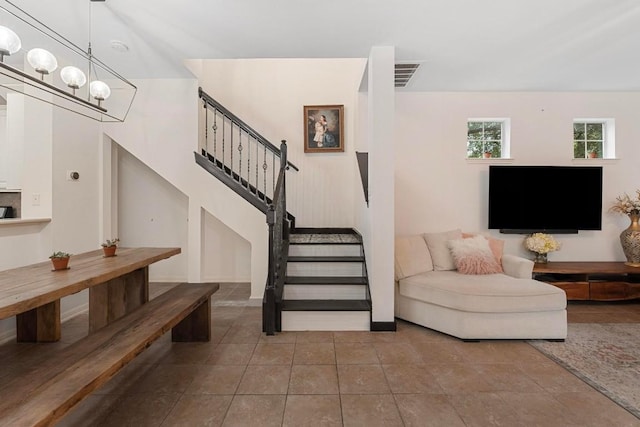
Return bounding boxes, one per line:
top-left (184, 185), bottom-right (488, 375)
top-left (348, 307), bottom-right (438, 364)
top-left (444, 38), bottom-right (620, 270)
top-left (524, 233), bottom-right (561, 254)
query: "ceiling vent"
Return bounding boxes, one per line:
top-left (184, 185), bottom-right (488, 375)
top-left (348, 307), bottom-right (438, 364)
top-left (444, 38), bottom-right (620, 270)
top-left (395, 63), bottom-right (420, 88)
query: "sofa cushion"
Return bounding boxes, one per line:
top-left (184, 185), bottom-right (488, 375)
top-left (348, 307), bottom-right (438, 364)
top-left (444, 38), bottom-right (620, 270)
top-left (395, 235), bottom-right (434, 280)
top-left (398, 271), bottom-right (566, 313)
top-left (462, 232), bottom-right (504, 270)
top-left (423, 229), bottom-right (462, 271)
top-left (448, 236), bottom-right (502, 275)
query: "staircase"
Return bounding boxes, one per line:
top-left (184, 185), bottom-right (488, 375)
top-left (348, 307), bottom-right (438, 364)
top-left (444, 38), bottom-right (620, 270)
top-left (194, 88), bottom-right (371, 334)
top-left (281, 228), bottom-right (371, 331)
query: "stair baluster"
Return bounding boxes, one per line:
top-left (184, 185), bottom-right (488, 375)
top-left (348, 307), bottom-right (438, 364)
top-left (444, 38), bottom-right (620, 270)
top-left (237, 127), bottom-right (243, 184)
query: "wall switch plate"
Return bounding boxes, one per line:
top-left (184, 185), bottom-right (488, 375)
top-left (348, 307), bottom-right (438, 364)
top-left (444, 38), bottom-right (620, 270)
top-left (32, 193), bottom-right (40, 206)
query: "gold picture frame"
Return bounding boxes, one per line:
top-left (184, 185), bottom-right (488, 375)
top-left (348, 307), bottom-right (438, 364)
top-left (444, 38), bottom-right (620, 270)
top-left (303, 105), bottom-right (344, 153)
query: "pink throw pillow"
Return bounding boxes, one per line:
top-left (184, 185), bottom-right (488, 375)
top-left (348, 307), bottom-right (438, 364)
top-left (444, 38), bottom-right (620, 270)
top-left (448, 235), bottom-right (503, 275)
top-left (462, 232), bottom-right (504, 272)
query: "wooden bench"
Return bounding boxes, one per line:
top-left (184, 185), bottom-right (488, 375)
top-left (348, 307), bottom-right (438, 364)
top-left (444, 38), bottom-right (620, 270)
top-left (0, 282), bottom-right (219, 427)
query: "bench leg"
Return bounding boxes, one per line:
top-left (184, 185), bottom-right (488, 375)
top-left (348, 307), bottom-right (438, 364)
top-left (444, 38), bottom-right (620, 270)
top-left (16, 300), bottom-right (61, 342)
top-left (172, 297), bottom-right (211, 342)
top-left (89, 267), bottom-right (149, 333)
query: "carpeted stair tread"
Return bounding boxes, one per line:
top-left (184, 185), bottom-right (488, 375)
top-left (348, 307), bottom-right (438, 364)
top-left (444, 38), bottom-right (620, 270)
top-left (281, 299), bottom-right (371, 311)
top-left (285, 276), bottom-right (368, 285)
top-left (289, 231), bottom-right (362, 245)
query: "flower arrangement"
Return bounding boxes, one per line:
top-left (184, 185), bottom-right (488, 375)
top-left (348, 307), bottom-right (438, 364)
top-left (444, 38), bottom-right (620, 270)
top-left (524, 233), bottom-right (561, 255)
top-left (609, 190), bottom-right (640, 216)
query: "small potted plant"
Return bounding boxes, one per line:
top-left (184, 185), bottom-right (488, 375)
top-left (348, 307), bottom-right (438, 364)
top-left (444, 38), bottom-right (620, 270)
top-left (101, 238), bottom-right (119, 257)
top-left (588, 149), bottom-right (598, 159)
top-left (49, 251), bottom-right (71, 271)
top-left (483, 151), bottom-right (492, 159)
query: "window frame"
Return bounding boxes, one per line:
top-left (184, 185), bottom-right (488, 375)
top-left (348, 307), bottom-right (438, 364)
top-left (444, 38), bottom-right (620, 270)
top-left (573, 118), bottom-right (615, 160)
top-left (466, 118), bottom-right (511, 159)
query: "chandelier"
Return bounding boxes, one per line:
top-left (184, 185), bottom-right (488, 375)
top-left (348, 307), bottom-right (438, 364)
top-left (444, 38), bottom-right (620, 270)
top-left (0, 0), bottom-right (136, 122)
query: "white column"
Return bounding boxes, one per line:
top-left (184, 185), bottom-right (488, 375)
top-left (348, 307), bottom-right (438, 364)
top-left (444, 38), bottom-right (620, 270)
top-left (367, 46), bottom-right (395, 324)
top-left (4, 94), bottom-right (24, 191)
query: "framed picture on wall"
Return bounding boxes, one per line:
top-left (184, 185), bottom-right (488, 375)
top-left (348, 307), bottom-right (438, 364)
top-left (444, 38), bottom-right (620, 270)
top-left (303, 105), bottom-right (344, 153)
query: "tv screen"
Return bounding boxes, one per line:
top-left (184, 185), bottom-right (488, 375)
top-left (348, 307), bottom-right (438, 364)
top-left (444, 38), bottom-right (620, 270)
top-left (488, 166), bottom-right (602, 233)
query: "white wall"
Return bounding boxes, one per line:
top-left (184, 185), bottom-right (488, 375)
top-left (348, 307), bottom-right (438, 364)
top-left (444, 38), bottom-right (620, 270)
top-left (117, 145), bottom-right (251, 283)
top-left (0, 104), bottom-right (99, 255)
top-left (395, 92), bottom-right (640, 261)
top-left (117, 146), bottom-right (189, 281)
top-left (4, 94), bottom-right (24, 190)
top-left (51, 107), bottom-right (102, 320)
top-left (193, 59), bottom-right (367, 228)
top-left (204, 210), bottom-right (251, 282)
top-left (0, 106), bottom-right (7, 187)
top-left (0, 105), bottom-right (102, 341)
top-left (103, 79), bottom-right (264, 296)
top-left (21, 98), bottom-right (53, 219)
top-left (51, 108), bottom-right (100, 252)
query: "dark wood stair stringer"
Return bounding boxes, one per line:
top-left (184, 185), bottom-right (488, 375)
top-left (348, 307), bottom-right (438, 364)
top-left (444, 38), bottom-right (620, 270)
top-left (195, 151), bottom-right (296, 228)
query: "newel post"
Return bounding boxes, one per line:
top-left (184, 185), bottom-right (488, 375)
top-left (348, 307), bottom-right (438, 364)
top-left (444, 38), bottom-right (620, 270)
top-left (280, 140), bottom-right (287, 171)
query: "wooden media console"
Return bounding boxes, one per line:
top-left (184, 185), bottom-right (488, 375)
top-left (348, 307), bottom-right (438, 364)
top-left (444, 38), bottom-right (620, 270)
top-left (533, 262), bottom-right (640, 301)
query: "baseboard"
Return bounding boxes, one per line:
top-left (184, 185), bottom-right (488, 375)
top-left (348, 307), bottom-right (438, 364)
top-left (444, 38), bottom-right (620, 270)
top-left (61, 302), bottom-right (88, 322)
top-left (247, 297), bottom-right (263, 307)
top-left (203, 277), bottom-right (251, 283)
top-left (149, 278), bottom-right (251, 284)
top-left (0, 327), bottom-right (15, 345)
top-left (149, 276), bottom-right (187, 283)
top-left (370, 320), bottom-right (397, 332)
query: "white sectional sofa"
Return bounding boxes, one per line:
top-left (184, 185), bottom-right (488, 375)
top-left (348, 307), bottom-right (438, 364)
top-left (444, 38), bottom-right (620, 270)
top-left (394, 232), bottom-right (567, 340)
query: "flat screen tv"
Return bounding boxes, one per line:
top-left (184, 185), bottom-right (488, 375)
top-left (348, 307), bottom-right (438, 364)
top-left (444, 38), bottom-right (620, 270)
top-left (488, 166), bottom-right (603, 233)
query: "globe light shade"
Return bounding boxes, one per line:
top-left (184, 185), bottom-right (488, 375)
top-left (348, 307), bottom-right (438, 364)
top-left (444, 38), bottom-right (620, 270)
top-left (90, 80), bottom-right (111, 101)
top-left (60, 66), bottom-right (87, 89)
top-left (27, 48), bottom-right (58, 76)
top-left (0, 26), bottom-right (21, 59)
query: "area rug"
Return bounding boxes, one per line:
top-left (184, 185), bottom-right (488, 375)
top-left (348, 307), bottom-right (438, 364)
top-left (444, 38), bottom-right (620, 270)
top-left (529, 323), bottom-right (640, 419)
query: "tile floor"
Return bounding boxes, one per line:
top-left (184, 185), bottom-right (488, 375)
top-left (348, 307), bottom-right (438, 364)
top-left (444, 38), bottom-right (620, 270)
top-left (1, 283), bottom-right (639, 426)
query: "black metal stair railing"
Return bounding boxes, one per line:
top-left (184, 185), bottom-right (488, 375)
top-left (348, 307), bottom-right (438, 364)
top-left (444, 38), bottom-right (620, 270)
top-left (263, 141), bottom-right (290, 335)
top-left (196, 88), bottom-right (298, 219)
top-left (194, 88), bottom-right (294, 335)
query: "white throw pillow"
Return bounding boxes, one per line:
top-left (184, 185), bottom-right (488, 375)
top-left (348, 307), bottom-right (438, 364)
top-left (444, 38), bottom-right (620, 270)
top-left (448, 235), bottom-right (503, 275)
top-left (395, 235), bottom-right (434, 280)
top-left (423, 229), bottom-right (462, 271)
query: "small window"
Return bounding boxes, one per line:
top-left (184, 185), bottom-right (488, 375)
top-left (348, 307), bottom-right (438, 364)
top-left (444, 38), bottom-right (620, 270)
top-left (573, 119), bottom-right (615, 159)
top-left (467, 119), bottom-right (509, 159)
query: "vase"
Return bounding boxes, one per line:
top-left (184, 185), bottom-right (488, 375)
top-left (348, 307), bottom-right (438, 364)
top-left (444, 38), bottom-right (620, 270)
top-left (533, 252), bottom-right (548, 263)
top-left (620, 212), bottom-right (640, 267)
top-left (51, 257), bottom-right (70, 271)
top-left (102, 246), bottom-right (117, 257)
